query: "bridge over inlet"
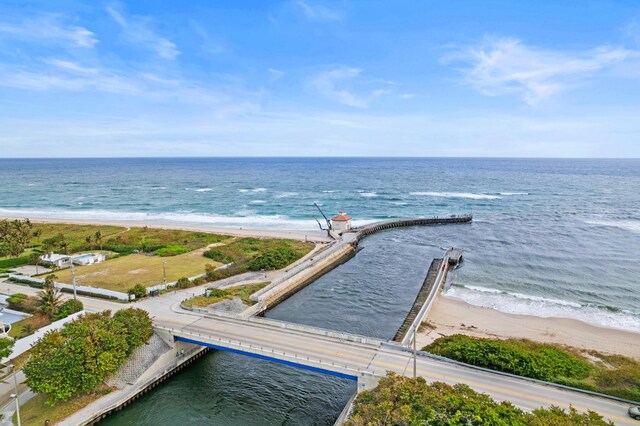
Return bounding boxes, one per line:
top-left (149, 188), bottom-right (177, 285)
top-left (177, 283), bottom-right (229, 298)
top-left (155, 312), bottom-right (636, 425)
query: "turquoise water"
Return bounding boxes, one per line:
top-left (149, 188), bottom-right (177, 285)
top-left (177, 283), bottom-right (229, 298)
top-left (1, 157), bottom-right (638, 329)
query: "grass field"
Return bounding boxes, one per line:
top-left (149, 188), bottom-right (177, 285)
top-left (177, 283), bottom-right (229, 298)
top-left (54, 251), bottom-right (222, 292)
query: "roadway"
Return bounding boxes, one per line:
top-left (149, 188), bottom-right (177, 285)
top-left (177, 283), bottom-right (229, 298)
top-left (1, 280), bottom-right (637, 425)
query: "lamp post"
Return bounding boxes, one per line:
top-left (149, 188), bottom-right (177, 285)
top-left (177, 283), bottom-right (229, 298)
top-left (8, 364), bottom-right (21, 426)
top-left (412, 322), bottom-right (417, 379)
top-left (163, 260), bottom-right (167, 285)
top-left (71, 263), bottom-right (77, 300)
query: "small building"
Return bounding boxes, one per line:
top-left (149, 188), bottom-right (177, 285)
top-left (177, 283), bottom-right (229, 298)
top-left (72, 252), bottom-right (106, 266)
top-left (40, 253), bottom-right (72, 268)
top-left (331, 211), bottom-right (352, 233)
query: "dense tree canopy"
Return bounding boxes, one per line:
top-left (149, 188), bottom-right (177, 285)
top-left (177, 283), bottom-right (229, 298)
top-left (23, 309), bottom-right (153, 405)
top-left (0, 219), bottom-right (33, 257)
top-left (346, 373), bottom-right (613, 426)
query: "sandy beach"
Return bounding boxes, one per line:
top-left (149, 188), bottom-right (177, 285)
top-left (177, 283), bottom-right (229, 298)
top-left (418, 295), bottom-right (640, 359)
top-left (0, 216), bottom-right (332, 243)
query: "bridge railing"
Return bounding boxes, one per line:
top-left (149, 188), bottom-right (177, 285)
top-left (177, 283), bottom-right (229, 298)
top-left (179, 308), bottom-right (386, 347)
top-left (157, 325), bottom-right (367, 378)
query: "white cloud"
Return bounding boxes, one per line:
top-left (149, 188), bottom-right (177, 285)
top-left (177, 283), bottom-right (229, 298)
top-left (47, 59), bottom-right (98, 74)
top-left (295, 1), bottom-right (343, 22)
top-left (446, 37), bottom-right (633, 105)
top-left (310, 66), bottom-right (392, 108)
top-left (0, 15), bottom-right (97, 48)
top-left (106, 5), bottom-right (180, 60)
top-left (268, 68), bottom-right (285, 83)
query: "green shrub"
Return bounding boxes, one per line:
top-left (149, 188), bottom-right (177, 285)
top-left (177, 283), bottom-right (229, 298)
top-left (155, 245), bottom-right (190, 257)
top-left (192, 277), bottom-right (205, 286)
top-left (7, 293), bottom-right (39, 313)
top-left (53, 299), bottom-right (84, 321)
top-left (346, 373), bottom-right (613, 426)
top-left (205, 288), bottom-right (228, 298)
top-left (0, 254), bottom-right (30, 269)
top-left (246, 246), bottom-right (302, 271)
top-left (424, 335), bottom-right (591, 382)
top-left (127, 284), bottom-right (147, 299)
top-left (176, 277), bottom-right (191, 289)
top-left (203, 248), bottom-right (234, 264)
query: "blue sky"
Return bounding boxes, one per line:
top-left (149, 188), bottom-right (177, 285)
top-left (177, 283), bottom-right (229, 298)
top-left (1, 0), bottom-right (639, 157)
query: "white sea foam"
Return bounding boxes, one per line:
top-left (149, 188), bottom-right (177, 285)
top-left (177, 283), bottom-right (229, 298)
top-left (445, 285), bottom-right (640, 332)
top-left (583, 219), bottom-right (640, 234)
top-left (238, 189), bottom-right (249, 193)
top-left (0, 207), bottom-right (326, 231)
top-left (360, 192), bottom-right (378, 197)
top-left (249, 200), bottom-right (266, 204)
top-left (390, 201), bottom-right (408, 205)
top-left (252, 188), bottom-right (267, 192)
top-left (410, 192), bottom-right (502, 200)
top-left (498, 192), bottom-right (529, 196)
top-left (195, 188), bottom-right (213, 192)
top-left (322, 190), bottom-right (337, 193)
top-left (274, 192), bottom-right (299, 198)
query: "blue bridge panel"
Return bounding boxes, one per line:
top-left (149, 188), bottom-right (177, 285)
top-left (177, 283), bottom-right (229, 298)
top-left (175, 336), bottom-right (358, 381)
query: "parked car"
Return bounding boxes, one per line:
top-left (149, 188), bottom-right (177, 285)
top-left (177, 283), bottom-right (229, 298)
top-left (629, 406), bottom-right (640, 420)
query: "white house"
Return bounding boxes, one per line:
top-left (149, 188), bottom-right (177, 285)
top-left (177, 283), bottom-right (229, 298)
top-left (72, 253), bottom-right (106, 266)
top-left (330, 211), bottom-right (352, 233)
top-left (40, 253), bottom-right (72, 268)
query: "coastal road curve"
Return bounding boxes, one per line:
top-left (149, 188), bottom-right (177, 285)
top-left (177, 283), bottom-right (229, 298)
top-left (1, 280), bottom-right (636, 425)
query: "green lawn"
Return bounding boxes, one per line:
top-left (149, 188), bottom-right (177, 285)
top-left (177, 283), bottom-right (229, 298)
top-left (15, 389), bottom-right (111, 426)
top-left (183, 282), bottom-right (269, 308)
top-left (54, 251), bottom-right (222, 292)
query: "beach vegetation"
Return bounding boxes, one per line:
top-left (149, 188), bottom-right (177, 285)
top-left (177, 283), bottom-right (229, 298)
top-left (155, 245), bottom-right (190, 256)
top-left (203, 237), bottom-right (312, 275)
top-left (36, 274), bottom-right (63, 317)
top-left (23, 309), bottom-right (153, 405)
top-left (182, 282), bottom-right (269, 308)
top-left (424, 335), bottom-right (640, 402)
top-left (346, 372), bottom-right (613, 426)
top-left (0, 219), bottom-right (33, 257)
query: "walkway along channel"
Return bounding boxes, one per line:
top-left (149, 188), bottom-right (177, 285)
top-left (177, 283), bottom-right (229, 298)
top-left (393, 248), bottom-right (464, 345)
top-left (246, 215), bottom-right (473, 315)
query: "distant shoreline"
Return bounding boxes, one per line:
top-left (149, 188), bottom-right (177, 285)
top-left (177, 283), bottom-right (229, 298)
top-left (0, 216), bottom-right (332, 243)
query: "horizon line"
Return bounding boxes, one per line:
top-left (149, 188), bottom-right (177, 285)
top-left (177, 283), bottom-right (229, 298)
top-left (1, 156), bottom-right (639, 160)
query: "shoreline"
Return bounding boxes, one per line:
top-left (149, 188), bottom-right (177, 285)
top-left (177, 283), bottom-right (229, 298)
top-left (418, 295), bottom-right (640, 359)
top-left (0, 215), bottom-right (332, 242)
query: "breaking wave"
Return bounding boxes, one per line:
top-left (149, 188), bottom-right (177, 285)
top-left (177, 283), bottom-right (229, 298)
top-left (445, 284), bottom-right (640, 332)
top-left (410, 192), bottom-right (502, 200)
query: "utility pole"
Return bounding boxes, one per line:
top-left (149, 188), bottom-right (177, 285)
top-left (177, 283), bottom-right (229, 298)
top-left (9, 365), bottom-right (21, 426)
top-left (163, 260), bottom-right (167, 285)
top-left (71, 264), bottom-right (77, 300)
top-left (412, 322), bottom-right (417, 379)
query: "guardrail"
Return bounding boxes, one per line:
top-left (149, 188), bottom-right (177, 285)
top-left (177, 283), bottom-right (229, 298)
top-left (400, 255), bottom-right (450, 346)
top-left (173, 309), bottom-right (386, 347)
top-left (157, 325), bottom-right (367, 379)
top-left (385, 343), bottom-right (640, 407)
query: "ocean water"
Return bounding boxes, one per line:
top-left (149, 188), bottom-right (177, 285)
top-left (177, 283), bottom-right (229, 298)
top-left (1, 157), bottom-right (639, 331)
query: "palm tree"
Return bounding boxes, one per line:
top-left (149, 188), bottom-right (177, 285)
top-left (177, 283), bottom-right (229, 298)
top-left (33, 229), bottom-right (42, 243)
top-left (85, 235), bottom-right (93, 250)
top-left (95, 231), bottom-right (103, 251)
top-left (37, 274), bottom-right (62, 318)
top-left (28, 252), bottom-right (41, 275)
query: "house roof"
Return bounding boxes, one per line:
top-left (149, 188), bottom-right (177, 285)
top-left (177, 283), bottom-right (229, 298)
top-left (40, 253), bottom-right (70, 262)
top-left (331, 214), bottom-right (352, 221)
